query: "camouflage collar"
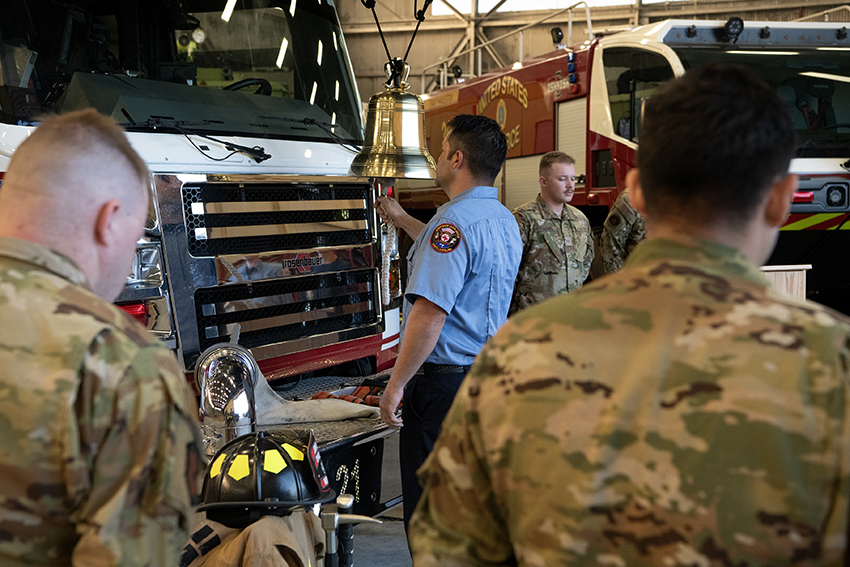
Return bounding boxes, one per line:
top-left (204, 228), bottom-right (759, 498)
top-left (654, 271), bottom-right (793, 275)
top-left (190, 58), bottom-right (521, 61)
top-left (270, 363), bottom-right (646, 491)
top-left (0, 236), bottom-right (91, 289)
top-left (534, 195), bottom-right (581, 221)
top-left (626, 236), bottom-right (769, 285)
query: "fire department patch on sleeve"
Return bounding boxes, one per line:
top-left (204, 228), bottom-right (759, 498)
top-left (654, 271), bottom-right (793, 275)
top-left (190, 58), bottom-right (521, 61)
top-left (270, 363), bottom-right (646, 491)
top-left (430, 223), bottom-right (461, 253)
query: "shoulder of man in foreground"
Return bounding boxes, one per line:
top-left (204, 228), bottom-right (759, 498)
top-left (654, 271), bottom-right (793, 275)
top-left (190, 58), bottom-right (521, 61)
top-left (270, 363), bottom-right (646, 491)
top-left (1, 266), bottom-right (204, 565)
top-left (510, 254), bottom-right (850, 330)
top-left (410, 258), bottom-right (850, 566)
top-left (512, 198), bottom-right (538, 212)
top-left (36, 312), bottom-right (204, 567)
top-left (511, 198), bottom-right (545, 220)
top-left (71, 311), bottom-right (203, 565)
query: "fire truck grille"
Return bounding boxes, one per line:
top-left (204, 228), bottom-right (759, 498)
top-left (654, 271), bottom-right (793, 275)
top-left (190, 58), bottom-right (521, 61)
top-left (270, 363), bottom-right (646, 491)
top-left (194, 269), bottom-right (378, 353)
top-left (183, 183), bottom-right (372, 256)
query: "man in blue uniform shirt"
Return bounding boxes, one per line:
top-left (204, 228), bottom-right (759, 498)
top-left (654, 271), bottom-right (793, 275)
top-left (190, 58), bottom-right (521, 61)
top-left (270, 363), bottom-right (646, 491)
top-left (375, 114), bottom-right (523, 530)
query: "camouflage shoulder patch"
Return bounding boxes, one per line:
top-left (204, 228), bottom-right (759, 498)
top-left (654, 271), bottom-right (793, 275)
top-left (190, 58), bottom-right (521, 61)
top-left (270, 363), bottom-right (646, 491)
top-left (430, 223), bottom-right (461, 253)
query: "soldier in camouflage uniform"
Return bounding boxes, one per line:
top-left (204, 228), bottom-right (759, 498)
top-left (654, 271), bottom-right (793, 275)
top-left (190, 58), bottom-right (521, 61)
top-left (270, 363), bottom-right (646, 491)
top-left (509, 151), bottom-right (593, 316)
top-left (599, 187), bottom-right (646, 274)
top-left (409, 64), bottom-right (850, 566)
top-left (0, 110), bottom-right (205, 566)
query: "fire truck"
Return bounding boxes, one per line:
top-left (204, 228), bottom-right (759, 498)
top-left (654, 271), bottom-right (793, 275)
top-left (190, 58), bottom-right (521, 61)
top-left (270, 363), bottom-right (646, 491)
top-left (419, 17), bottom-right (850, 313)
top-left (0, 0), bottom-right (401, 516)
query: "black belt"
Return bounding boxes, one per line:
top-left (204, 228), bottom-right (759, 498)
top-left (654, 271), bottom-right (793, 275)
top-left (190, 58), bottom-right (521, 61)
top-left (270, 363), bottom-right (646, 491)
top-left (418, 363), bottom-right (471, 376)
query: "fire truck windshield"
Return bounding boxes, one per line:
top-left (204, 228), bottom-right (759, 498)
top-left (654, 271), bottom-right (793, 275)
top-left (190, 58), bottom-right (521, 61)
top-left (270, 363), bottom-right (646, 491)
top-left (673, 47), bottom-right (850, 158)
top-left (0, 0), bottom-right (363, 145)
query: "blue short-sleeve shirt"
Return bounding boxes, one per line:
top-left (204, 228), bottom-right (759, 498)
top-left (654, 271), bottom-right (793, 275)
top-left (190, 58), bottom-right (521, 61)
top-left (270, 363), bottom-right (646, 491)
top-left (402, 186), bottom-right (523, 366)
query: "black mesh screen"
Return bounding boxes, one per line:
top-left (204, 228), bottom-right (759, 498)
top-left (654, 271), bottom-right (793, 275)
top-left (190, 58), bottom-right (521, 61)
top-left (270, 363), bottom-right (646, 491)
top-left (184, 182), bottom-right (372, 256)
top-left (195, 269), bottom-right (378, 353)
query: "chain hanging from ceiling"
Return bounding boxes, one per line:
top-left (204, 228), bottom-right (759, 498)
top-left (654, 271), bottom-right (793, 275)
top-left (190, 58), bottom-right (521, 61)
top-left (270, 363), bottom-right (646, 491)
top-left (360, 0), bottom-right (434, 86)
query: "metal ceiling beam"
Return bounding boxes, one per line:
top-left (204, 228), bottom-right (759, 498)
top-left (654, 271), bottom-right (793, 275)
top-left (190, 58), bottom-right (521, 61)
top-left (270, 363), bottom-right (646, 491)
top-left (422, 2), bottom-right (593, 73)
top-left (343, 20), bottom-right (470, 34)
top-left (481, 0), bottom-right (510, 23)
top-left (795, 5), bottom-right (850, 21)
top-left (344, 0), bottom-right (850, 97)
top-left (344, 0), bottom-right (847, 34)
top-left (422, 34), bottom-right (471, 92)
top-left (441, 0), bottom-right (471, 22)
top-left (476, 28), bottom-right (505, 68)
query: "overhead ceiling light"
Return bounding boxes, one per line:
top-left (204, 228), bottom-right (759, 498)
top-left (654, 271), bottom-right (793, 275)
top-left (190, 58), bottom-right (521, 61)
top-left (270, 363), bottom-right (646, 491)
top-left (276, 38), bottom-right (289, 68)
top-left (726, 50), bottom-right (799, 55)
top-left (801, 71), bottom-right (850, 84)
top-left (221, 0), bottom-right (237, 22)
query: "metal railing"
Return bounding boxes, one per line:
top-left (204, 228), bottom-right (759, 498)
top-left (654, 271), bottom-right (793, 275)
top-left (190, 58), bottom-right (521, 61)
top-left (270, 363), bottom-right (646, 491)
top-left (420, 1), bottom-right (594, 92)
top-left (794, 5), bottom-right (850, 22)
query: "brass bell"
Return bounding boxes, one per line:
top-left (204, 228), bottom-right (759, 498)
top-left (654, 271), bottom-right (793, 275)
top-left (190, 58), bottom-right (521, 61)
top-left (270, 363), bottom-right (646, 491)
top-left (350, 58), bottom-right (436, 180)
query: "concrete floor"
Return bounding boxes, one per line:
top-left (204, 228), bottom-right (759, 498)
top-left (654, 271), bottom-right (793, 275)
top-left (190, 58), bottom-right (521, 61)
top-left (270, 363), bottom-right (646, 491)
top-left (351, 503), bottom-right (411, 567)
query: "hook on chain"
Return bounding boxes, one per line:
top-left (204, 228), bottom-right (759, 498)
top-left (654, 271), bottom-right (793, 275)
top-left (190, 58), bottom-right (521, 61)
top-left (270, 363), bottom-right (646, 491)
top-left (414, 0), bottom-right (433, 21)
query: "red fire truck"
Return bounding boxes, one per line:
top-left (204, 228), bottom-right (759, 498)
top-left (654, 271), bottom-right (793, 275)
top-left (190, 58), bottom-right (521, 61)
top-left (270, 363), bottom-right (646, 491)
top-left (419, 17), bottom-right (850, 313)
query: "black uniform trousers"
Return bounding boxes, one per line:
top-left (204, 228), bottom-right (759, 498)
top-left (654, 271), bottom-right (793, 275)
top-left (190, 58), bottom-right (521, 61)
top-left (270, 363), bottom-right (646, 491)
top-left (399, 363), bottom-right (470, 531)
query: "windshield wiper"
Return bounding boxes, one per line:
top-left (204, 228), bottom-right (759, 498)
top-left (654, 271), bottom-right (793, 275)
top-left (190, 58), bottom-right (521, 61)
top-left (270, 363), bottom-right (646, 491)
top-left (258, 115), bottom-right (360, 153)
top-left (120, 111), bottom-right (271, 163)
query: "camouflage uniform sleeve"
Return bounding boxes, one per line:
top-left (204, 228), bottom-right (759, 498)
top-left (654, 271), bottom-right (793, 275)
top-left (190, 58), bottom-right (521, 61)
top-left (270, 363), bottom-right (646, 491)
top-left (579, 213), bottom-right (594, 284)
top-left (67, 330), bottom-right (204, 567)
top-left (599, 192), bottom-right (640, 275)
top-left (513, 209), bottom-right (530, 249)
top-left (509, 210), bottom-right (532, 317)
top-left (628, 210), bottom-right (647, 255)
top-left (409, 340), bottom-right (515, 566)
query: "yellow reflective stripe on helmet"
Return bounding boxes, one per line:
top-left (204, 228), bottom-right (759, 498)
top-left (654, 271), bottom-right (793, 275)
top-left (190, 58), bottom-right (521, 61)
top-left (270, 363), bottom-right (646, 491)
top-left (228, 454), bottom-right (251, 481)
top-left (210, 454), bottom-right (225, 478)
top-left (264, 449), bottom-right (288, 474)
top-left (283, 443), bottom-right (305, 461)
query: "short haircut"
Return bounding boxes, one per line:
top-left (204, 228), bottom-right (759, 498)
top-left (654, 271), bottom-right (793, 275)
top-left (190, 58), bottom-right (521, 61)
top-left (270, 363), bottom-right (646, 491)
top-left (48, 109), bottom-right (149, 182)
top-left (638, 63), bottom-right (797, 226)
top-left (6, 109), bottom-right (149, 193)
top-left (539, 151), bottom-right (575, 176)
top-left (446, 114), bottom-right (507, 184)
